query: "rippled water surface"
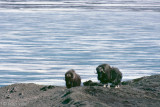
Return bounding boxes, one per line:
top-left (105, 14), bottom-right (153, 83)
top-left (0, 0), bottom-right (160, 86)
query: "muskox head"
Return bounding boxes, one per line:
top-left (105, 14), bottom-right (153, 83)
top-left (65, 69), bottom-right (81, 88)
top-left (65, 69), bottom-right (75, 79)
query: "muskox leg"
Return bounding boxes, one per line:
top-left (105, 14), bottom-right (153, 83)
top-left (116, 76), bottom-right (122, 88)
top-left (112, 75), bottom-right (122, 88)
top-left (103, 83), bottom-right (110, 88)
top-left (103, 84), bottom-right (109, 88)
top-left (114, 79), bottom-right (121, 88)
top-left (115, 85), bottom-right (120, 89)
top-left (107, 83), bottom-right (112, 88)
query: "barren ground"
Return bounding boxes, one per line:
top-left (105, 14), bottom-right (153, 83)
top-left (0, 75), bottom-right (160, 107)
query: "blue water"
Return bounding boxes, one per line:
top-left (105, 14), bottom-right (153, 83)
top-left (0, 0), bottom-right (160, 86)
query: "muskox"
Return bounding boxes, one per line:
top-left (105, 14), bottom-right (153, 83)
top-left (96, 64), bottom-right (122, 88)
top-left (65, 69), bottom-right (81, 88)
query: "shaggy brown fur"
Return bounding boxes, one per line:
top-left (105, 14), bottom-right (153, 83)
top-left (96, 64), bottom-right (122, 87)
top-left (65, 69), bottom-right (81, 88)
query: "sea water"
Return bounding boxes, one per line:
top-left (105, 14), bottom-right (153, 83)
top-left (0, 0), bottom-right (160, 86)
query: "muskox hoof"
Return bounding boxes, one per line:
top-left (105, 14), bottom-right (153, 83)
top-left (107, 84), bottom-right (110, 88)
top-left (103, 84), bottom-right (111, 88)
top-left (115, 85), bottom-right (120, 89)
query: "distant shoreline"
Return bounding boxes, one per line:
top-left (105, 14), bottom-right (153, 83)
top-left (0, 0), bottom-right (160, 12)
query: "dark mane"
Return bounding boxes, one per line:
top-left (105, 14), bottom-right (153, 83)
top-left (65, 69), bottom-right (81, 88)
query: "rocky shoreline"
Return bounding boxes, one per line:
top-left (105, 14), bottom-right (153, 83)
top-left (0, 75), bottom-right (160, 107)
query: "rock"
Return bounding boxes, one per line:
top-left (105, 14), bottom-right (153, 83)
top-left (40, 85), bottom-right (55, 91)
top-left (10, 87), bottom-right (17, 93)
top-left (5, 95), bottom-right (10, 99)
top-left (83, 80), bottom-right (103, 86)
